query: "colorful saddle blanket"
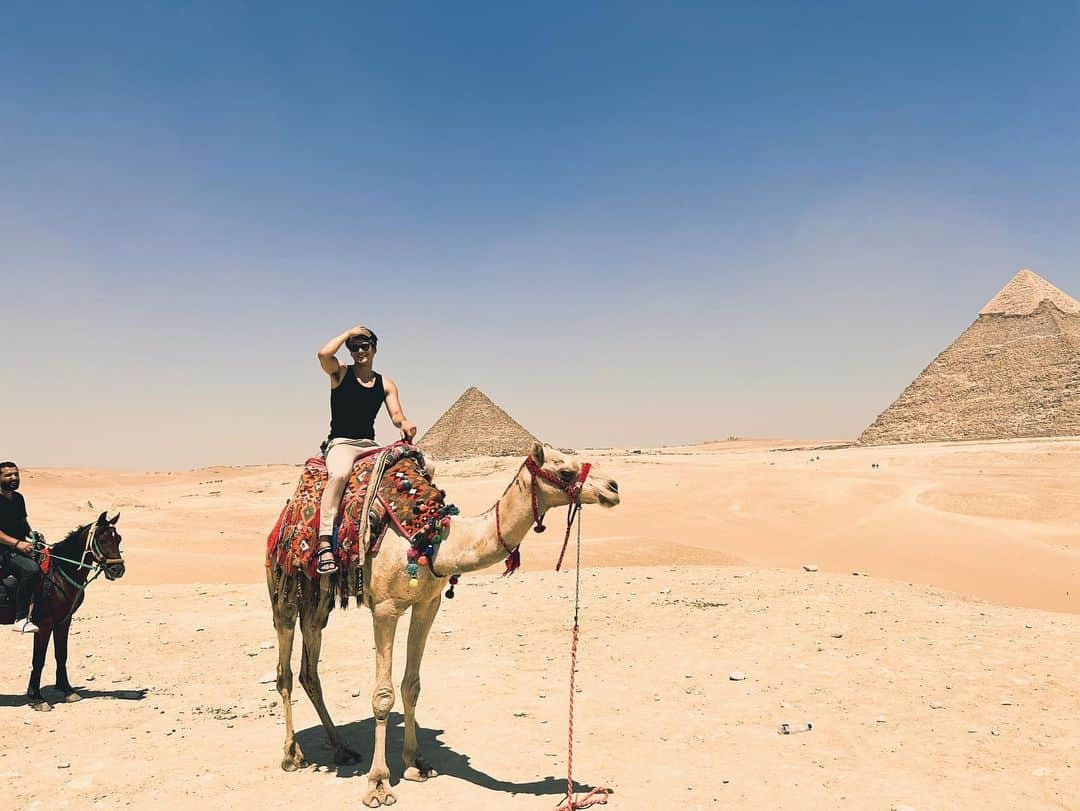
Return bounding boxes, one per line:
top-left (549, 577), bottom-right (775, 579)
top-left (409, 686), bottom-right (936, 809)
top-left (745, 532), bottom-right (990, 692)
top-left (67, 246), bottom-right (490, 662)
top-left (266, 442), bottom-right (450, 578)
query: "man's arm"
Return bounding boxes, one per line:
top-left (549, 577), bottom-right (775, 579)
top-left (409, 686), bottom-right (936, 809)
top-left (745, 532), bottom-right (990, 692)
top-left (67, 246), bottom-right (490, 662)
top-left (317, 325), bottom-right (368, 378)
top-left (0, 529), bottom-right (32, 554)
top-left (382, 377), bottom-right (417, 442)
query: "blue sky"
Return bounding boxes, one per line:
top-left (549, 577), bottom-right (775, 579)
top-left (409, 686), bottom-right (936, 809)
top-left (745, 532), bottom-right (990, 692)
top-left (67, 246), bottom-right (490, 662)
top-left (3, 2), bottom-right (1079, 468)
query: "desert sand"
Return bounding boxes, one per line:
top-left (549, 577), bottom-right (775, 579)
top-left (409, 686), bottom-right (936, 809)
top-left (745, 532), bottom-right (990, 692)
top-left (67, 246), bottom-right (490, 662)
top-left (2, 439), bottom-right (1078, 809)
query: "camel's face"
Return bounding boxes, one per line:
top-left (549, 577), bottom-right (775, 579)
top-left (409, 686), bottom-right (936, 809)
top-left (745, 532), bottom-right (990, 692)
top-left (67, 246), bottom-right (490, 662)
top-left (530, 443), bottom-right (620, 509)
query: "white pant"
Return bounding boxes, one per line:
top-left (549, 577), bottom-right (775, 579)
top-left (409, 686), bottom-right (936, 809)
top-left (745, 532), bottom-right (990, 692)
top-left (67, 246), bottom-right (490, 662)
top-left (318, 438), bottom-right (378, 538)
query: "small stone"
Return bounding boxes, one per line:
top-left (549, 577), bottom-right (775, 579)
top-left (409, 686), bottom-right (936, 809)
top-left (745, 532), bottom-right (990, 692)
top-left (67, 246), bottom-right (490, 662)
top-left (85, 675), bottom-right (95, 682)
top-left (513, 711), bottom-right (528, 718)
top-left (802, 564), bottom-right (818, 572)
top-left (58, 762), bottom-right (71, 769)
top-left (967, 728), bottom-right (978, 733)
top-left (990, 730), bottom-right (1000, 736)
top-left (729, 671), bottom-right (746, 681)
top-left (259, 642), bottom-right (273, 650)
top-left (258, 672), bottom-right (276, 684)
top-left (875, 717), bottom-right (888, 724)
top-left (830, 632), bottom-right (843, 638)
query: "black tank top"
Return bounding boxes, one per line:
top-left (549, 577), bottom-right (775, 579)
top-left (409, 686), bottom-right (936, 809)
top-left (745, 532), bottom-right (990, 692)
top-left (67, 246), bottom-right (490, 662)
top-left (328, 369), bottom-right (385, 441)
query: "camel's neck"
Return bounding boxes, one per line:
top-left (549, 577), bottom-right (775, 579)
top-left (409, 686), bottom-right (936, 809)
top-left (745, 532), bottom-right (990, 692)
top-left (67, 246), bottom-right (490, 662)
top-left (433, 469), bottom-right (545, 575)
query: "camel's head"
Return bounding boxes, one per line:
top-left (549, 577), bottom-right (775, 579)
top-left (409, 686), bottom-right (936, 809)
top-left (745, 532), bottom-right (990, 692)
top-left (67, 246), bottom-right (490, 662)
top-left (526, 442), bottom-right (620, 510)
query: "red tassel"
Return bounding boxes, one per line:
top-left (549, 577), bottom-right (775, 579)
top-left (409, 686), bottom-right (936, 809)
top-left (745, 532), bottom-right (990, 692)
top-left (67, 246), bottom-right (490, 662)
top-left (503, 547), bottom-right (521, 576)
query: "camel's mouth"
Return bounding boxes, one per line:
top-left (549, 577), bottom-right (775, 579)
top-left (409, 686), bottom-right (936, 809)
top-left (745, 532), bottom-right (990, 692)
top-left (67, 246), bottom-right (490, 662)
top-left (589, 479), bottom-right (620, 508)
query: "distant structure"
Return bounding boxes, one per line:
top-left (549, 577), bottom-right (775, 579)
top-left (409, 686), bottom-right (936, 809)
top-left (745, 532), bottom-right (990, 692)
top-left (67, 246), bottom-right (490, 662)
top-left (417, 387), bottom-right (540, 459)
top-left (859, 269), bottom-right (1080, 445)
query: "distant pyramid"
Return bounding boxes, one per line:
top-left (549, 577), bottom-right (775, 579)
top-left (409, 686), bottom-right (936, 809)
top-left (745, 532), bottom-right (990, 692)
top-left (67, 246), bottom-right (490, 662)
top-left (417, 387), bottom-right (540, 459)
top-left (859, 269), bottom-right (1080, 445)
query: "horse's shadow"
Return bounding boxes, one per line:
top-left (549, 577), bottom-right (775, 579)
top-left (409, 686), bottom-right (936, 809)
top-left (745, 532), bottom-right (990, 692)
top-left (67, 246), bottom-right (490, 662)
top-left (0, 687), bottom-right (147, 707)
top-left (295, 714), bottom-right (603, 798)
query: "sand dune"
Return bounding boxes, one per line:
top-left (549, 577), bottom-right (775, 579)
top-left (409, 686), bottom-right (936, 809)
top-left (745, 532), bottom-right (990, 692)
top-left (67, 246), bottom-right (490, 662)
top-left (1, 439), bottom-right (1077, 809)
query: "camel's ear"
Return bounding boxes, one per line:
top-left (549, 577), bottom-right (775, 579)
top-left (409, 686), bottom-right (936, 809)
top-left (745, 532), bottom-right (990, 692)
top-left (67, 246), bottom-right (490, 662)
top-left (530, 442), bottom-right (545, 466)
top-left (108, 512), bottom-right (120, 525)
top-left (97, 510), bottom-right (108, 525)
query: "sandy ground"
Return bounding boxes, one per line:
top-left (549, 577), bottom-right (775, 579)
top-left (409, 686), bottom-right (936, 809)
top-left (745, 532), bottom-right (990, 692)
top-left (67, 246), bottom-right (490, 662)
top-left (2, 439), bottom-right (1078, 809)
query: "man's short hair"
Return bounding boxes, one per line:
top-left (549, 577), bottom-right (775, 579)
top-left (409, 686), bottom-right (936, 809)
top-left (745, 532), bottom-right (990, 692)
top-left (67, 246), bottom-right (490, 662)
top-left (347, 328), bottom-right (378, 347)
top-left (0, 462), bottom-right (17, 471)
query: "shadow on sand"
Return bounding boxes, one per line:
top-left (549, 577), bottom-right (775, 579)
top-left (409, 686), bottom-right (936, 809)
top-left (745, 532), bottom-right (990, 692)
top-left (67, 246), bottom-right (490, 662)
top-left (295, 714), bottom-right (605, 799)
top-left (0, 686), bottom-right (148, 707)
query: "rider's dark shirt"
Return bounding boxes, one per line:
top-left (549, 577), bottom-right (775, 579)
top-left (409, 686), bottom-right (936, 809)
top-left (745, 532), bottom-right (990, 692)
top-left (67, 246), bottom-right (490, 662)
top-left (0, 492), bottom-right (30, 543)
top-left (328, 368), bottom-right (385, 441)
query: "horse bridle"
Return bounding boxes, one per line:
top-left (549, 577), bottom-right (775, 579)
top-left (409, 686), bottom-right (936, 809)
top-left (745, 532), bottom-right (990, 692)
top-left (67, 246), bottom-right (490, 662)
top-left (81, 522), bottom-right (125, 571)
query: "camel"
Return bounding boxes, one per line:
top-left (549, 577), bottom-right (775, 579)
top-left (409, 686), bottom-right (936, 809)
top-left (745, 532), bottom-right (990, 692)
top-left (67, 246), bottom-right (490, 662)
top-left (266, 442), bottom-right (620, 807)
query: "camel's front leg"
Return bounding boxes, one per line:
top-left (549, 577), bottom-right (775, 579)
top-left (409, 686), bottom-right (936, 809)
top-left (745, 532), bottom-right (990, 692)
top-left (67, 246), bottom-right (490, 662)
top-left (268, 572), bottom-right (304, 772)
top-left (364, 601), bottom-right (402, 808)
top-left (402, 596), bottom-right (441, 782)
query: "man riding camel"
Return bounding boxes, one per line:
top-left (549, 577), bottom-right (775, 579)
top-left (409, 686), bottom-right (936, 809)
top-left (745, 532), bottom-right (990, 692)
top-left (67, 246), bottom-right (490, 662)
top-left (315, 326), bottom-right (416, 574)
top-left (0, 462), bottom-right (41, 633)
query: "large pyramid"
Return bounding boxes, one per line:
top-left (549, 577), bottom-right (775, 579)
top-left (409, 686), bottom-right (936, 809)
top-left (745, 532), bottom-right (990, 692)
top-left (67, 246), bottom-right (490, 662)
top-left (417, 387), bottom-right (540, 459)
top-left (859, 269), bottom-right (1080, 445)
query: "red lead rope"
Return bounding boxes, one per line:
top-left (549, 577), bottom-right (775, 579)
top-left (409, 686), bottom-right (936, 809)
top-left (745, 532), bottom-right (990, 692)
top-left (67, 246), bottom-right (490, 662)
top-left (555, 469), bottom-right (611, 811)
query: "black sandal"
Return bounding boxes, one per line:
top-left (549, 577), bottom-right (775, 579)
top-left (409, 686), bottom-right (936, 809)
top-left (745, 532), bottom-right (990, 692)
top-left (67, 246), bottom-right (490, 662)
top-left (316, 542), bottom-right (339, 575)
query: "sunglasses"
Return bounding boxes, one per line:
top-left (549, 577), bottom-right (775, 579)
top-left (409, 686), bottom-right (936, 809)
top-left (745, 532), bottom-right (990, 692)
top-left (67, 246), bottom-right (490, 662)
top-left (347, 340), bottom-right (374, 352)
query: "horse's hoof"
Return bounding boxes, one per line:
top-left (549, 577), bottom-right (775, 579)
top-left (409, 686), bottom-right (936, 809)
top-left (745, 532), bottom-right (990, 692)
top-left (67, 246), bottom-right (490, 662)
top-left (31, 700), bottom-right (52, 713)
top-left (63, 692), bottom-right (82, 703)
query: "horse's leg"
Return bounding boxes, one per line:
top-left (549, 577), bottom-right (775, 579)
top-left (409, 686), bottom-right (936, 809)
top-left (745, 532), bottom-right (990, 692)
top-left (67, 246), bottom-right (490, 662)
top-left (297, 583), bottom-right (360, 766)
top-left (27, 621), bottom-right (53, 711)
top-left (401, 596), bottom-right (441, 782)
top-left (53, 617), bottom-right (80, 701)
top-left (269, 570), bottom-right (304, 771)
top-left (363, 601), bottom-right (402, 808)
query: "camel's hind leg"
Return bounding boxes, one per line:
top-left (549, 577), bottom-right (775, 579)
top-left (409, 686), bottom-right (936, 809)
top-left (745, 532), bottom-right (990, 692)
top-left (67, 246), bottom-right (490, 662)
top-left (268, 568), bottom-right (304, 771)
top-left (298, 577), bottom-right (360, 766)
top-left (401, 595), bottom-right (441, 782)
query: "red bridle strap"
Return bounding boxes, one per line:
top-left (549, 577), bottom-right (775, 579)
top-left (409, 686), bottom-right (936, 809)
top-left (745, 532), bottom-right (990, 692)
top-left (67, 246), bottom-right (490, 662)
top-left (524, 457), bottom-right (592, 533)
top-left (495, 501), bottom-right (521, 575)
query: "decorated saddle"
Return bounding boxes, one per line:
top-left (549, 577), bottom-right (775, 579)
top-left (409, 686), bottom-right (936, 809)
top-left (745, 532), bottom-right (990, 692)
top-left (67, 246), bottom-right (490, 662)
top-left (266, 442), bottom-right (457, 582)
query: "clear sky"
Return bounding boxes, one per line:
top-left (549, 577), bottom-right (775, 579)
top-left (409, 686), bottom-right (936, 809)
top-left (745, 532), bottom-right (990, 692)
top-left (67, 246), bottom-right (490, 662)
top-left (3, 2), bottom-right (1079, 469)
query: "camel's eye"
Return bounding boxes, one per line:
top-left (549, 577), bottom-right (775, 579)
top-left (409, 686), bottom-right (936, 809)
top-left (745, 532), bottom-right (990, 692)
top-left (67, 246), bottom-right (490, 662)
top-left (558, 469), bottom-right (576, 483)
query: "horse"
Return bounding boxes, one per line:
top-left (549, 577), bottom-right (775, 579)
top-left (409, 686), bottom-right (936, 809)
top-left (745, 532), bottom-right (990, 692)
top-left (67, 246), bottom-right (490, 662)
top-left (24, 511), bottom-right (126, 711)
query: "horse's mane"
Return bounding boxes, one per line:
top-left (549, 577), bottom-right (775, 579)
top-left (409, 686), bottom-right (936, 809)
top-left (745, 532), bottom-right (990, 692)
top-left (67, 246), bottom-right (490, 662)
top-left (52, 523), bottom-right (90, 554)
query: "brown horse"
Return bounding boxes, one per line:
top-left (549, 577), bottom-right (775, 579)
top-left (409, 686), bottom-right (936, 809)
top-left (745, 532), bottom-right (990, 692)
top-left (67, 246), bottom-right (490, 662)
top-left (26, 511), bottom-right (126, 711)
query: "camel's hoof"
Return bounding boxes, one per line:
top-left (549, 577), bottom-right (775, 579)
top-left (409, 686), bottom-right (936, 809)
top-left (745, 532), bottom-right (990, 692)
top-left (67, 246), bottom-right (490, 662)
top-left (281, 742), bottom-right (306, 772)
top-left (333, 746), bottom-right (362, 765)
top-left (403, 764), bottom-right (438, 782)
top-left (280, 756), bottom-right (305, 772)
top-left (30, 700), bottom-right (52, 713)
top-left (63, 691), bottom-right (82, 703)
top-left (363, 777), bottom-right (396, 807)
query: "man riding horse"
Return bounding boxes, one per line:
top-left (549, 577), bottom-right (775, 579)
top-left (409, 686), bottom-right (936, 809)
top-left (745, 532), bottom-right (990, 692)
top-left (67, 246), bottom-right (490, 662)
top-left (0, 461), bottom-right (41, 633)
top-left (314, 325), bottom-right (417, 574)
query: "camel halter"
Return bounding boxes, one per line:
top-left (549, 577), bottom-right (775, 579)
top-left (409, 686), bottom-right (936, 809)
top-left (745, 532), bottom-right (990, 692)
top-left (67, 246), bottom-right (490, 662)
top-left (492, 456), bottom-right (592, 576)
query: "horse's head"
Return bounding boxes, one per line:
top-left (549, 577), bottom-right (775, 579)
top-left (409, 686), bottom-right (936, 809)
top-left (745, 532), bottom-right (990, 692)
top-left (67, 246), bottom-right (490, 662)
top-left (524, 442), bottom-right (620, 512)
top-left (91, 511), bottom-right (126, 580)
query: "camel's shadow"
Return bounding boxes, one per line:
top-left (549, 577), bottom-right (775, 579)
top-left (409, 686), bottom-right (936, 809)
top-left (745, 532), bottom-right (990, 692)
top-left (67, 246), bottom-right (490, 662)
top-left (295, 714), bottom-right (602, 798)
top-left (0, 686), bottom-right (148, 707)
